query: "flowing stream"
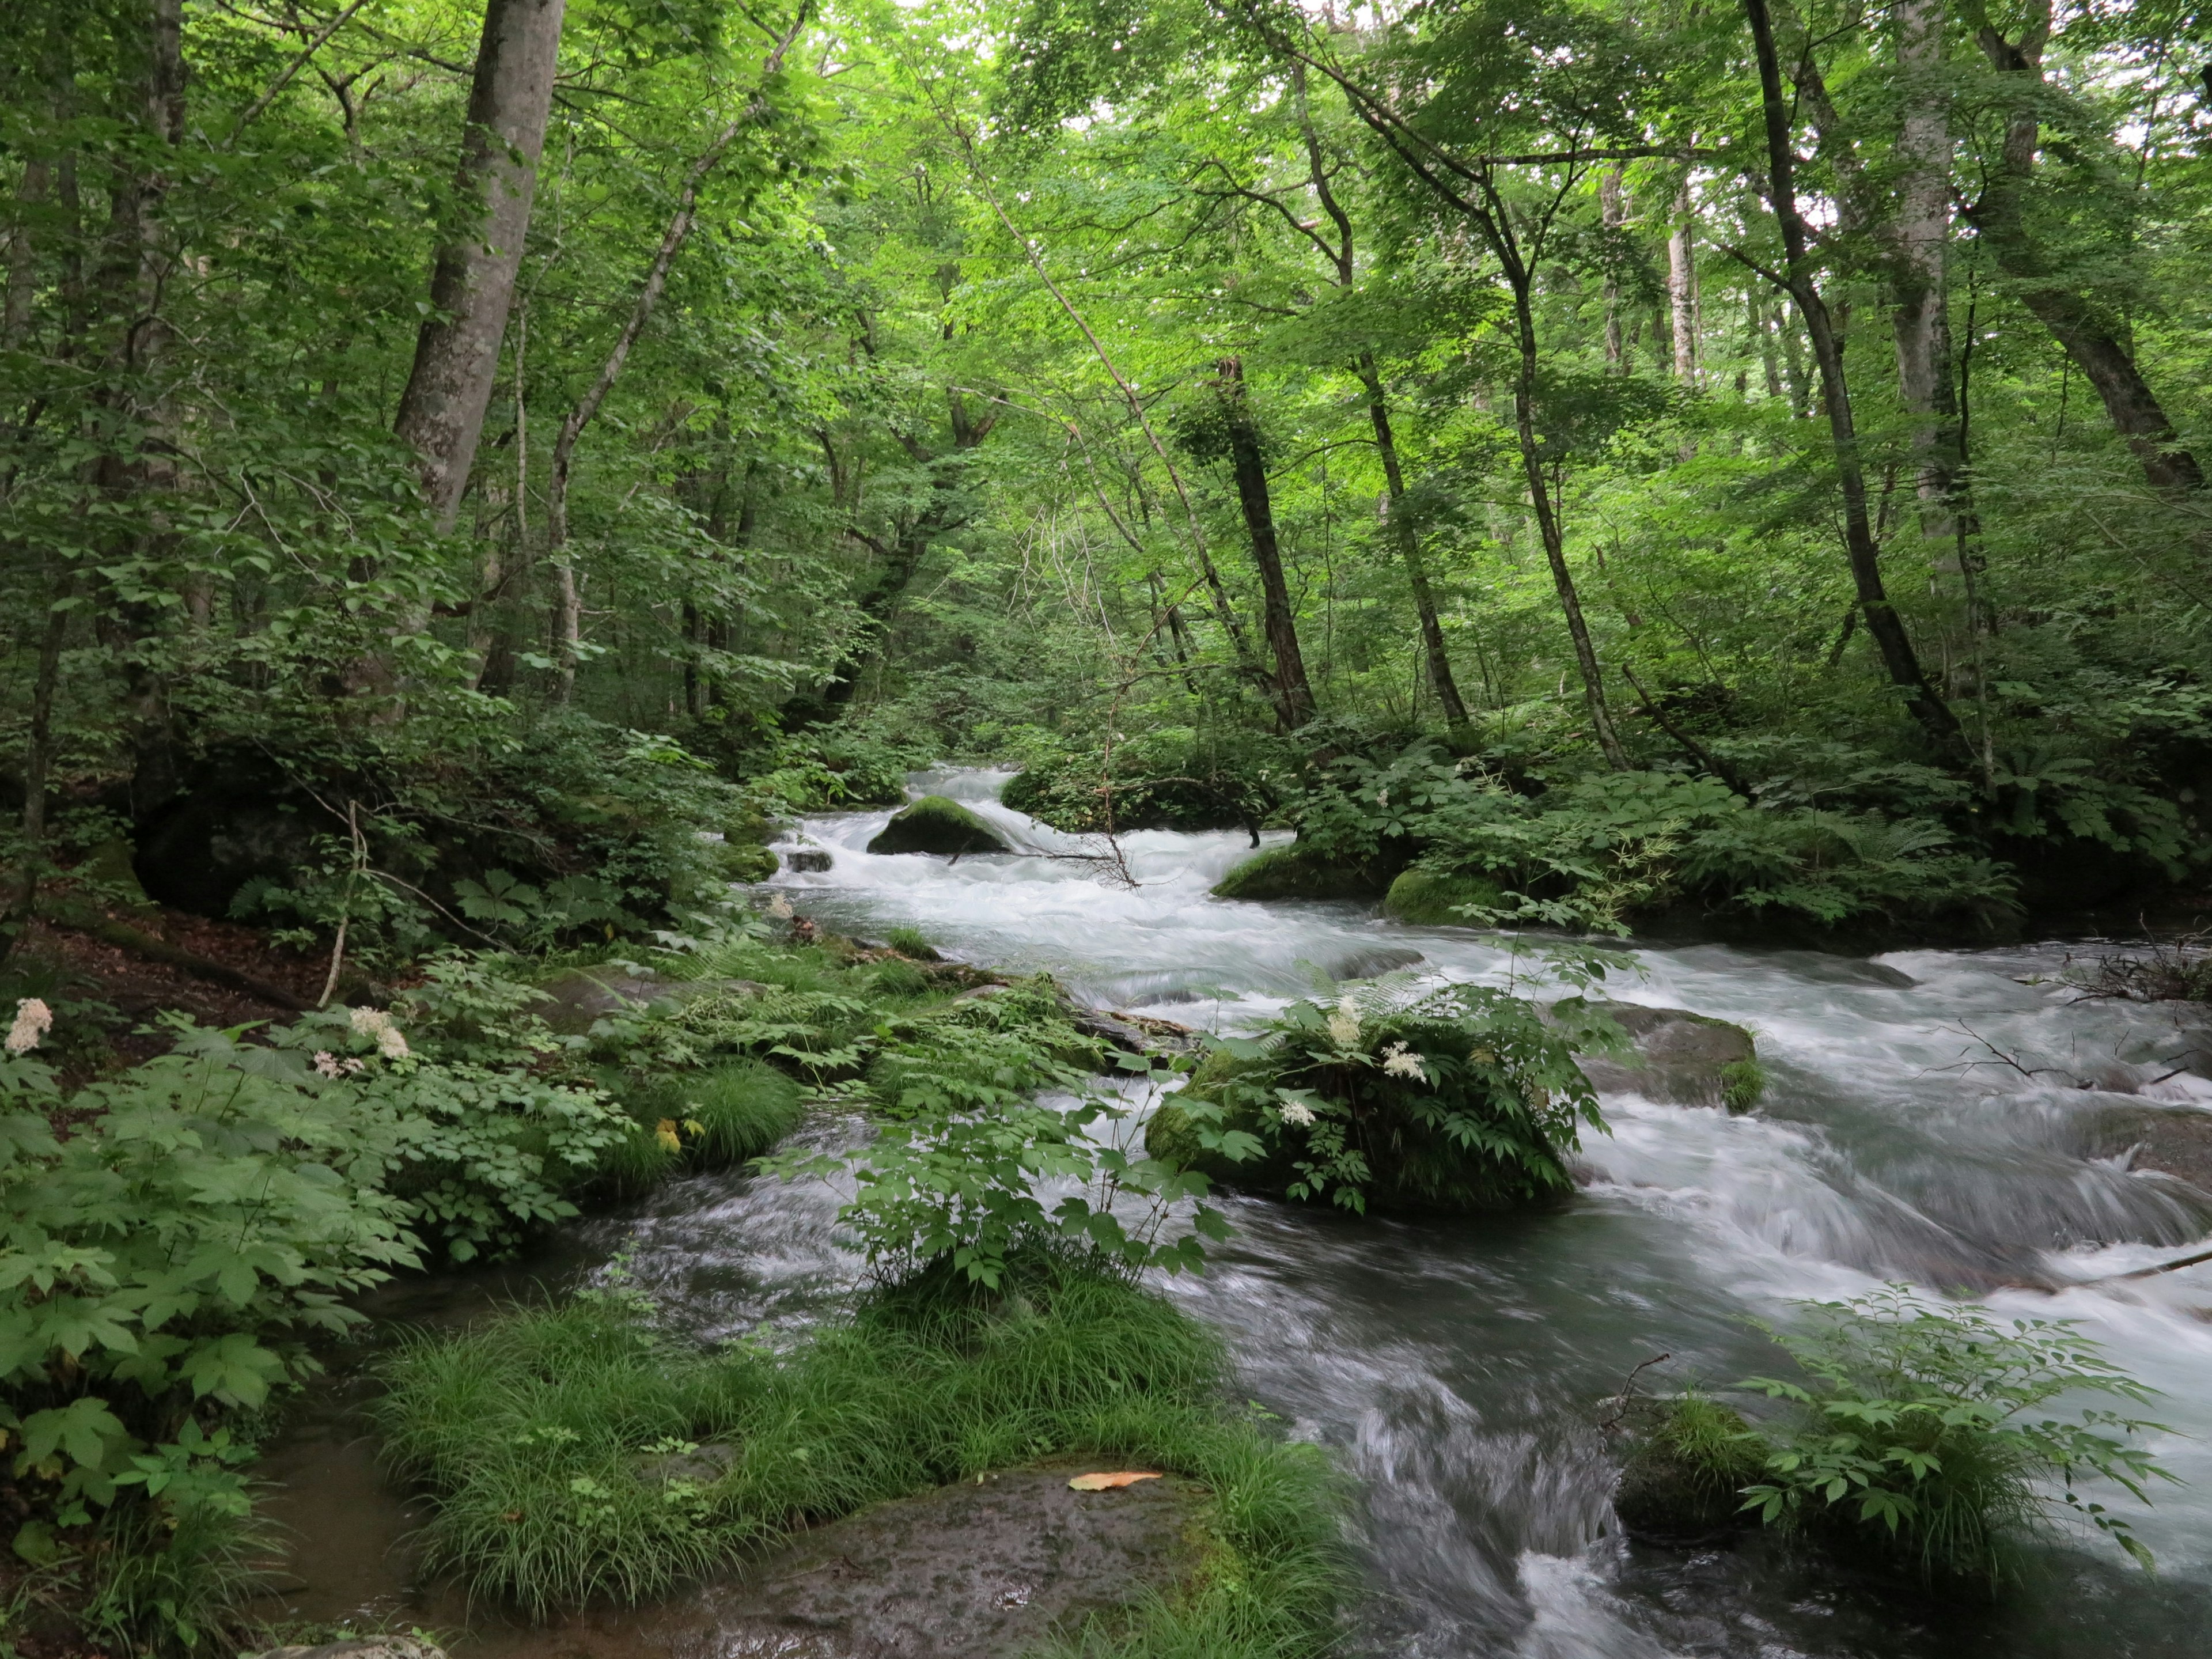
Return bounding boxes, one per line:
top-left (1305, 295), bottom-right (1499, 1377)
top-left (268, 769), bottom-right (2212, 1657)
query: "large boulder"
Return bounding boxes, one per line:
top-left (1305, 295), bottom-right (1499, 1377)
top-left (1575, 1002), bottom-right (1763, 1111)
top-left (1382, 868), bottom-right (1503, 926)
top-left (867, 796), bottom-right (1012, 857)
top-left (1211, 842), bottom-right (1389, 902)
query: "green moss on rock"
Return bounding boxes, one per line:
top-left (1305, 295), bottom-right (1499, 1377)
top-left (867, 796), bottom-right (1013, 857)
top-left (1210, 843), bottom-right (1386, 902)
top-left (1382, 868), bottom-right (1505, 926)
top-left (711, 839), bottom-right (779, 883)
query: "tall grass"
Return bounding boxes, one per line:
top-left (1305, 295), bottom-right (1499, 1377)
top-left (372, 1251), bottom-right (1344, 1634)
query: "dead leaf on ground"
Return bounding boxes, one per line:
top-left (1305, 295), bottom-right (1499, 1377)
top-left (1067, 1471), bottom-right (1161, 1491)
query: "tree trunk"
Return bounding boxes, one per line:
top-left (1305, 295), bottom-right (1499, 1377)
top-left (393, 0), bottom-right (567, 531)
top-left (1, 595), bottom-right (71, 964)
top-left (1505, 278), bottom-right (1628, 768)
top-left (1668, 174), bottom-right (1699, 382)
top-left (1358, 353), bottom-right (1469, 734)
top-left (1745, 0), bottom-right (1963, 753)
top-left (1968, 0), bottom-right (2202, 495)
top-left (1215, 358), bottom-right (1316, 732)
top-left (1890, 0), bottom-right (1964, 544)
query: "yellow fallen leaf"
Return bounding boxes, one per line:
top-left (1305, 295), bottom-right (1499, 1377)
top-left (654, 1119), bottom-right (682, 1153)
top-left (1067, 1471), bottom-right (1161, 1491)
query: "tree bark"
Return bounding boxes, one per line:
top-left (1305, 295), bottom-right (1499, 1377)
top-left (1285, 69), bottom-right (1467, 734)
top-left (393, 0), bottom-right (567, 531)
top-left (1600, 166), bottom-right (1626, 371)
top-left (1668, 174), bottom-right (1699, 382)
top-left (1889, 0), bottom-right (1964, 544)
top-left (1744, 0), bottom-right (1963, 753)
top-left (1358, 354), bottom-right (1469, 732)
top-left (1967, 0), bottom-right (2202, 494)
top-left (1215, 358), bottom-right (1315, 732)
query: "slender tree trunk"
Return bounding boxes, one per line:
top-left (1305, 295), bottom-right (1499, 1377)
top-left (1745, 0), bottom-right (1963, 752)
top-left (1358, 353), bottom-right (1469, 734)
top-left (1891, 0), bottom-right (1964, 544)
top-left (1506, 277), bottom-right (1628, 768)
top-left (393, 0), bottom-right (567, 531)
top-left (1215, 357), bottom-right (1315, 731)
top-left (1668, 175), bottom-right (1699, 383)
top-left (3, 157), bottom-right (47, 349)
top-left (1, 596), bottom-right (71, 963)
top-left (1968, 0), bottom-right (2201, 494)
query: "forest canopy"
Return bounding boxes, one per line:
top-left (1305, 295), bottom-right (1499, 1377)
top-left (3, 0), bottom-right (2210, 947)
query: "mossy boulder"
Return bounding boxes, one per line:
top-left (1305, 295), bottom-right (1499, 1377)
top-left (1575, 1002), bottom-right (1763, 1111)
top-left (867, 795), bottom-right (1013, 857)
top-left (1609, 1397), bottom-right (1766, 1548)
top-left (1382, 868), bottom-right (1504, 926)
top-left (1210, 842), bottom-right (1389, 902)
top-left (710, 838), bottom-right (778, 882)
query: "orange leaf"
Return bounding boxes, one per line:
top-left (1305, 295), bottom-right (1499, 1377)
top-left (1067, 1471), bottom-right (1162, 1491)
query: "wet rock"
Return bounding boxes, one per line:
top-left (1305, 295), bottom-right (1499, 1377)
top-left (494, 1467), bottom-right (1203, 1659)
top-left (1327, 945), bottom-right (1425, 980)
top-left (244, 1641), bottom-right (444, 1659)
top-left (1576, 1002), bottom-right (1763, 1111)
top-left (1210, 842), bottom-right (1390, 902)
top-left (866, 796), bottom-right (1012, 857)
top-left (537, 967), bottom-right (767, 1035)
top-left (786, 848), bottom-right (834, 873)
top-left (2086, 1104), bottom-right (2212, 1193)
top-left (711, 839), bottom-right (778, 883)
top-left (1609, 1400), bottom-right (1763, 1550)
top-left (1381, 869), bottom-right (1503, 927)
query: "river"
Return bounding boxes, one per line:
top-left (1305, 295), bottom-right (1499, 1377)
top-left (267, 768), bottom-right (2212, 1657)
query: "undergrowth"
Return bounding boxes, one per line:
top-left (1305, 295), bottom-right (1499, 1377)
top-left (372, 1249), bottom-right (1345, 1634)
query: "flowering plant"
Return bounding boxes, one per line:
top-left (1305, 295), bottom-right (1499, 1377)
top-left (1158, 974), bottom-right (1619, 1214)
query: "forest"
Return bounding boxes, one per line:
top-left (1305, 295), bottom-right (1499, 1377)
top-left (2, 0), bottom-right (2211, 1655)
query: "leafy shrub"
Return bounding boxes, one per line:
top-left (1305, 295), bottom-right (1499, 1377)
top-left (737, 729), bottom-right (914, 810)
top-left (1150, 976), bottom-right (1615, 1214)
top-left (776, 1001), bottom-right (1225, 1287)
top-left (1732, 1288), bottom-right (2171, 1582)
top-left (1285, 745), bottom-right (2018, 931)
top-left (373, 1251), bottom-right (1341, 1620)
top-left (0, 1029), bottom-right (419, 1555)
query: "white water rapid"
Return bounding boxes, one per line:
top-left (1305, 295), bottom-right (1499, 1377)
top-left (622, 769), bottom-right (2212, 1657)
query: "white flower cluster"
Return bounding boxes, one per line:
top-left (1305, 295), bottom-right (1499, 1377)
top-left (5, 998), bottom-right (52, 1056)
top-left (1325, 993), bottom-right (1363, 1050)
top-left (313, 1050), bottom-right (368, 1079)
top-left (349, 1006), bottom-right (411, 1060)
top-left (1381, 1041), bottom-right (1427, 1083)
top-left (1278, 1100), bottom-right (1316, 1128)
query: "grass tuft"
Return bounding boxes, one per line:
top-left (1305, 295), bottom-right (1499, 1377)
top-left (372, 1250), bottom-right (1345, 1631)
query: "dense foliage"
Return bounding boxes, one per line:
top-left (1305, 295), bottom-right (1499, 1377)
top-left (1150, 971), bottom-right (1616, 1211)
top-left (1632, 1287), bottom-right (2172, 1584)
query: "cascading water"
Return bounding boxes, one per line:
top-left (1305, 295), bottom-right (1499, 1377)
top-left (741, 769), bottom-right (2212, 1657)
top-left (262, 768), bottom-right (2212, 1656)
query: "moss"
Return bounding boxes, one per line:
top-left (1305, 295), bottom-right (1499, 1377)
top-left (866, 796), bottom-right (1013, 857)
top-left (1209, 843), bottom-right (1385, 902)
top-left (1381, 868), bottom-right (1504, 926)
top-left (711, 838), bottom-right (779, 882)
